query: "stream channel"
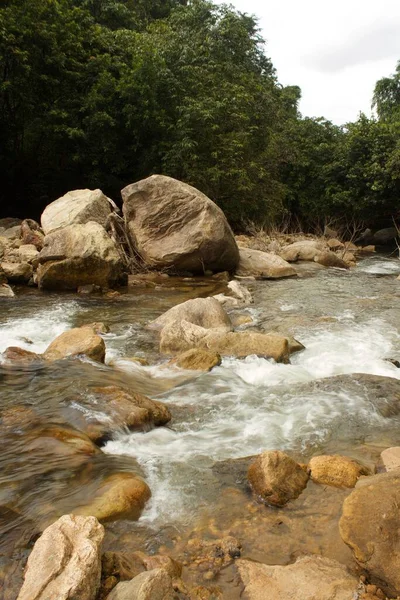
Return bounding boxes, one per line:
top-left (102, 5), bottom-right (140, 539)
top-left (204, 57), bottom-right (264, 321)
top-left (1, 254), bottom-right (400, 598)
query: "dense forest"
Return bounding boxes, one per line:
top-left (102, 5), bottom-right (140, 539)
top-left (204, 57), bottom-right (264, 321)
top-left (0, 0), bottom-right (399, 229)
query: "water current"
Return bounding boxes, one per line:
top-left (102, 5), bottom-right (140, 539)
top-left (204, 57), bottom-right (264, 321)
top-left (1, 255), bottom-right (400, 598)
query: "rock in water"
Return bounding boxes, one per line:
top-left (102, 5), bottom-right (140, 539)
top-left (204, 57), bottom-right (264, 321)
top-left (43, 326), bottom-right (106, 362)
top-left (41, 189), bottom-right (112, 234)
top-left (17, 514), bottom-right (104, 600)
top-left (308, 455), bottom-right (371, 488)
top-left (236, 248), bottom-right (297, 278)
top-left (236, 556), bottom-right (360, 600)
top-left (151, 297), bottom-right (232, 332)
top-left (37, 222), bottom-right (126, 290)
top-left (106, 568), bottom-right (174, 600)
top-left (248, 450), bottom-right (309, 506)
top-left (122, 175), bottom-right (239, 273)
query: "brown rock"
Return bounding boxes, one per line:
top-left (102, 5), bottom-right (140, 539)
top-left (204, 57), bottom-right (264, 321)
top-left (309, 455), bottom-right (371, 488)
top-left (339, 470), bottom-right (400, 597)
top-left (201, 331), bottom-right (290, 363)
top-left (105, 568), bottom-right (174, 600)
top-left (138, 553), bottom-right (182, 579)
top-left (122, 175), bottom-right (239, 274)
top-left (236, 248), bottom-right (297, 279)
top-left (1, 261), bottom-right (33, 283)
top-left (380, 447), bottom-right (400, 472)
top-left (280, 240), bottom-right (326, 262)
top-left (314, 251), bottom-right (349, 269)
top-left (41, 189), bottom-right (112, 234)
top-left (150, 297), bottom-right (232, 333)
top-left (159, 320), bottom-right (210, 355)
top-left (236, 555), bottom-right (360, 600)
top-left (327, 238), bottom-right (344, 250)
top-left (74, 472), bottom-right (151, 522)
top-left (16, 514), bottom-right (104, 600)
top-left (248, 450), bottom-right (309, 506)
top-left (169, 348), bottom-right (222, 371)
top-left (21, 219), bottom-right (44, 250)
top-left (0, 283), bottom-right (14, 297)
top-left (2, 346), bottom-right (43, 364)
top-left (43, 326), bottom-right (106, 362)
top-left (102, 551), bottom-right (145, 581)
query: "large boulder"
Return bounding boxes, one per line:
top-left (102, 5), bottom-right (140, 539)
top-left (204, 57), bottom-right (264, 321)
top-left (339, 470), bottom-right (400, 597)
top-left (236, 556), bottom-right (360, 600)
top-left (106, 568), bottom-right (174, 600)
top-left (151, 297), bottom-right (232, 332)
top-left (159, 320), bottom-right (210, 355)
top-left (17, 514), bottom-right (104, 600)
top-left (43, 326), bottom-right (106, 363)
top-left (37, 222), bottom-right (126, 290)
top-left (41, 189), bottom-right (112, 234)
top-left (121, 175), bottom-right (239, 273)
top-left (308, 455), bottom-right (371, 488)
top-left (248, 450), bottom-right (309, 506)
top-left (236, 248), bottom-right (296, 279)
top-left (280, 240), bottom-right (326, 262)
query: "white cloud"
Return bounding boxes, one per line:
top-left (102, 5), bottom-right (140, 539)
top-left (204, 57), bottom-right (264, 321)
top-left (214, 0), bottom-right (400, 123)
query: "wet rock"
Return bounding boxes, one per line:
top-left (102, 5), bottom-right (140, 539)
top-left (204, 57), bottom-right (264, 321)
top-left (0, 405), bottom-right (41, 431)
top-left (122, 175), bottom-right (239, 274)
top-left (280, 240), bottom-right (326, 262)
top-left (43, 326), bottom-right (106, 363)
top-left (102, 551), bottom-right (146, 581)
top-left (151, 297), bottom-right (232, 333)
top-left (37, 222), bottom-right (126, 290)
top-left (248, 450), bottom-right (309, 506)
top-left (169, 348), bottom-right (222, 372)
top-left (41, 189), bottom-right (112, 234)
top-left (201, 331), bottom-right (290, 363)
top-left (342, 251), bottom-right (356, 267)
top-left (106, 568), bottom-right (174, 600)
top-left (1, 261), bottom-right (33, 283)
top-left (236, 555), bottom-right (360, 600)
top-left (236, 248), bottom-right (296, 279)
top-left (85, 322), bottom-right (110, 334)
top-left (0, 283), bottom-right (15, 297)
top-left (160, 320), bottom-right (210, 355)
top-left (2, 346), bottom-right (43, 365)
top-left (20, 219), bottom-right (44, 249)
top-left (380, 447), bottom-right (400, 472)
top-left (74, 472), bottom-right (150, 522)
top-left (77, 283), bottom-right (102, 294)
top-left (16, 514), bottom-right (104, 600)
top-left (231, 314), bottom-right (253, 327)
top-left (309, 455), bottom-right (371, 488)
top-left (139, 554), bottom-right (182, 579)
top-left (339, 470), bottom-right (400, 597)
top-left (314, 251), bottom-right (349, 269)
top-left (184, 536), bottom-right (241, 578)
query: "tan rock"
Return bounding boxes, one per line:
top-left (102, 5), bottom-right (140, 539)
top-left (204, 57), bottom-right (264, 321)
top-left (102, 551), bottom-right (146, 581)
top-left (41, 189), bottom-right (112, 234)
top-left (169, 348), bottom-right (222, 371)
top-left (202, 331), bottom-right (290, 363)
top-left (236, 555), bottom-right (360, 600)
top-left (137, 553), bottom-right (182, 579)
top-left (309, 455), bottom-right (371, 488)
top-left (236, 248), bottom-right (296, 278)
top-left (248, 450), bottom-right (309, 506)
top-left (160, 320), bottom-right (210, 355)
top-left (43, 326), bottom-right (106, 363)
top-left (231, 314), bottom-right (253, 327)
top-left (17, 514), bottom-right (104, 600)
top-left (380, 447), bottom-right (400, 472)
top-left (327, 238), bottom-right (344, 250)
top-left (0, 283), bottom-right (15, 297)
top-left (339, 470), bottom-right (400, 597)
top-left (75, 472), bottom-right (150, 522)
top-left (357, 245), bottom-right (375, 253)
top-left (2, 346), bottom-right (43, 364)
top-left (106, 568), bottom-right (174, 600)
top-left (150, 297), bottom-right (232, 332)
top-left (122, 175), bottom-right (239, 274)
top-left (37, 222), bottom-right (126, 290)
top-left (1, 261), bottom-right (33, 283)
top-left (18, 244), bottom-right (40, 264)
top-left (314, 251), bottom-right (349, 269)
top-left (280, 240), bottom-right (326, 262)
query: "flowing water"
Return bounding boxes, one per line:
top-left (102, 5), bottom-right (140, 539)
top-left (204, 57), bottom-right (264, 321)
top-left (1, 256), bottom-right (400, 598)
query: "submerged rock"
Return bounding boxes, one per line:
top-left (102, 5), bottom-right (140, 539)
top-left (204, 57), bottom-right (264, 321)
top-left (339, 470), bottom-right (400, 597)
top-left (236, 248), bottom-right (296, 279)
top-left (122, 174), bottom-right (239, 274)
top-left (43, 326), bottom-right (106, 363)
top-left (248, 450), bottom-right (309, 506)
top-left (106, 568), bottom-right (174, 600)
top-left (17, 514), bottom-right (104, 600)
top-left (37, 222), bottom-right (126, 290)
top-left (308, 455), bottom-right (371, 488)
top-left (201, 331), bottom-right (290, 363)
top-left (41, 189), bottom-right (112, 234)
top-left (169, 348), bottom-right (222, 372)
top-left (236, 555), bottom-right (360, 600)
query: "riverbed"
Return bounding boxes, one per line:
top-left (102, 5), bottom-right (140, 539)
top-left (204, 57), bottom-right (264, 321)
top-left (1, 255), bottom-right (400, 598)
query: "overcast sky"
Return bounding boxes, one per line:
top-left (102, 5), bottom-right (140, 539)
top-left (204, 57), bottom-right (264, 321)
top-left (215, 0), bottom-right (400, 124)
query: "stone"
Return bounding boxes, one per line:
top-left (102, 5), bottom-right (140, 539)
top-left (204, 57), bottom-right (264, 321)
top-left (2, 346), bottom-right (43, 364)
top-left (106, 568), bottom-right (174, 600)
top-left (20, 219), bottom-right (44, 249)
top-left (357, 245), bottom-right (375, 253)
top-left (308, 455), bottom-right (371, 488)
top-left (231, 314), bottom-right (253, 327)
top-left (77, 284), bottom-right (102, 294)
top-left (102, 552), bottom-right (146, 581)
top-left (339, 470), bottom-right (400, 597)
top-left (236, 248), bottom-right (296, 278)
top-left (1, 261), bottom-right (33, 283)
top-left (139, 554), bottom-right (182, 579)
top-left (280, 240), bottom-right (326, 262)
top-left (248, 450), bottom-right (309, 506)
top-left (37, 222), bottom-right (126, 290)
top-left (43, 326), bottom-right (106, 363)
top-left (169, 348), bottom-right (222, 371)
top-left (327, 238), bottom-right (344, 250)
top-left (16, 514), bottom-right (104, 600)
top-left (323, 225), bottom-right (339, 238)
top-left (201, 331), bottom-right (290, 363)
top-left (17, 244), bottom-right (40, 264)
top-left (1, 225), bottom-right (21, 240)
top-left (380, 447), bottom-right (400, 472)
top-left (0, 283), bottom-right (15, 297)
top-left (314, 251), bottom-right (349, 269)
top-left (151, 297), bottom-right (232, 333)
top-left (0, 217), bottom-right (21, 229)
top-left (236, 555), bottom-right (360, 600)
top-left (75, 473), bottom-right (150, 522)
top-left (41, 189), bottom-right (112, 234)
top-left (213, 280), bottom-right (253, 309)
top-left (160, 320), bottom-right (210, 355)
top-left (372, 227), bottom-right (397, 245)
top-left (122, 175), bottom-right (239, 274)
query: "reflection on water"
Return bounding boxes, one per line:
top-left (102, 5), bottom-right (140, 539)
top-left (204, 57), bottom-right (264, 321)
top-left (0, 258), bottom-right (400, 598)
